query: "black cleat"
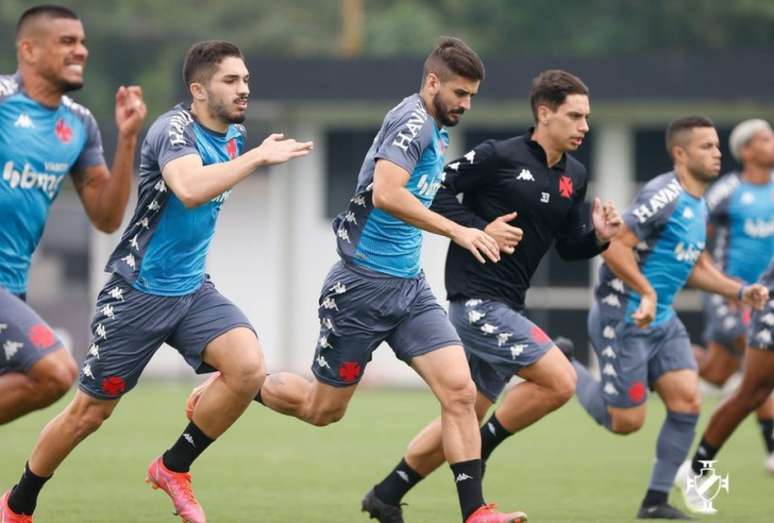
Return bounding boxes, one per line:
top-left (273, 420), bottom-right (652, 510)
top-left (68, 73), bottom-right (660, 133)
top-left (554, 336), bottom-right (575, 361)
top-left (361, 488), bottom-right (405, 523)
top-left (637, 503), bottom-right (693, 520)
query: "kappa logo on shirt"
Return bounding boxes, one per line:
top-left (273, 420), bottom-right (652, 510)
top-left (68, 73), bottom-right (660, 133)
top-left (14, 113), bottom-right (34, 128)
top-left (516, 168), bottom-right (534, 181)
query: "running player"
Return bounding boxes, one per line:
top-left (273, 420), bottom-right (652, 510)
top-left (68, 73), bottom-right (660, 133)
top-left (678, 258), bottom-right (774, 513)
top-left (0, 40), bottom-right (312, 523)
top-left (0, 4), bottom-right (146, 425)
top-left (190, 37), bottom-right (525, 523)
top-left (361, 69), bottom-right (622, 523)
top-left (571, 116), bottom-right (769, 519)
top-left (694, 118), bottom-right (774, 472)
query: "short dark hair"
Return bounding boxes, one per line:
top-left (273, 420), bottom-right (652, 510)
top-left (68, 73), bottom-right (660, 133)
top-left (183, 40), bottom-right (244, 86)
top-left (422, 36), bottom-right (485, 84)
top-left (16, 4), bottom-right (78, 39)
top-left (529, 69), bottom-right (589, 122)
top-left (665, 115), bottom-right (715, 157)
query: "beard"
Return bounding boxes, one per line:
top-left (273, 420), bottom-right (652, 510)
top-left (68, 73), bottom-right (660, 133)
top-left (208, 96), bottom-right (246, 124)
top-left (432, 92), bottom-right (464, 127)
top-left (44, 69), bottom-right (83, 94)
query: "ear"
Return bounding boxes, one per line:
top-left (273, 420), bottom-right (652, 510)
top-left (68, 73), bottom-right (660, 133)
top-left (537, 104), bottom-right (550, 125)
top-left (424, 72), bottom-right (440, 94)
top-left (189, 82), bottom-right (207, 101)
top-left (17, 39), bottom-right (36, 65)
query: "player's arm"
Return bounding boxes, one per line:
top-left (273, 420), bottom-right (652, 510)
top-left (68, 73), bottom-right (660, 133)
top-left (71, 86), bottom-right (147, 232)
top-left (601, 223), bottom-right (657, 327)
top-left (372, 159), bottom-right (500, 263)
top-left (555, 176), bottom-right (620, 260)
top-left (163, 133), bottom-right (313, 208)
top-left (687, 252), bottom-right (769, 309)
top-left (431, 142), bottom-right (522, 253)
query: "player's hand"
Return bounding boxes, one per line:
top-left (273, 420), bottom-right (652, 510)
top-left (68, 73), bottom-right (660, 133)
top-left (451, 225), bottom-right (500, 264)
top-left (592, 198), bottom-right (622, 243)
top-left (255, 133), bottom-right (314, 165)
top-left (740, 284), bottom-right (770, 310)
top-left (632, 292), bottom-right (656, 328)
top-left (115, 85), bottom-right (147, 139)
top-left (484, 211), bottom-right (523, 254)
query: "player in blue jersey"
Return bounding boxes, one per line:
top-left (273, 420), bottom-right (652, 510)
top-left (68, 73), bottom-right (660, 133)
top-left (0, 4), bottom-right (146, 426)
top-left (692, 119), bottom-right (774, 473)
top-left (0, 41), bottom-right (312, 523)
top-left (678, 259), bottom-right (774, 512)
top-left (571, 116), bottom-right (770, 520)
top-left (188, 37), bottom-right (525, 523)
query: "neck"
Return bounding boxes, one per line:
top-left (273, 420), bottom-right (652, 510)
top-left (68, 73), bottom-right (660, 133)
top-left (674, 164), bottom-right (709, 198)
top-left (190, 100), bottom-right (228, 133)
top-left (20, 69), bottom-right (63, 107)
top-left (531, 126), bottom-right (563, 167)
top-left (419, 89), bottom-right (442, 128)
top-left (740, 163), bottom-right (771, 184)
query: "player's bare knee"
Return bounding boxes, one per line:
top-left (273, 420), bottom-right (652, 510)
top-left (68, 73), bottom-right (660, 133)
top-left (439, 378), bottom-right (477, 415)
top-left (224, 354), bottom-right (264, 396)
top-left (34, 361), bottom-right (78, 405)
top-left (306, 405), bottom-right (345, 427)
top-left (610, 412), bottom-right (644, 434)
top-left (71, 402), bottom-right (113, 436)
top-left (551, 368), bottom-right (577, 407)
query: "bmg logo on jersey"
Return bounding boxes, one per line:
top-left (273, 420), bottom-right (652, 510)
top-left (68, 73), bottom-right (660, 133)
top-left (673, 241), bottom-right (703, 263)
top-left (2, 161), bottom-right (65, 199)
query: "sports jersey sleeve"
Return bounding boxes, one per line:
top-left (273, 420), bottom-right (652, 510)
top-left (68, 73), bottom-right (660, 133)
top-left (148, 112), bottom-right (200, 172)
top-left (622, 177), bottom-right (678, 241)
top-left (374, 109), bottom-right (434, 175)
top-left (554, 173), bottom-right (606, 260)
top-left (430, 140), bottom-right (500, 230)
top-left (704, 175), bottom-right (734, 227)
top-left (72, 112), bottom-right (106, 171)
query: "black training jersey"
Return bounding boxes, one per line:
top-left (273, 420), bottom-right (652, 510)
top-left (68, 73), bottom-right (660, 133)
top-left (431, 131), bottom-right (604, 310)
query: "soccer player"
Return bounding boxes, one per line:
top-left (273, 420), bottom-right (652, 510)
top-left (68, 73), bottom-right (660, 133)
top-left (678, 258), bottom-right (774, 513)
top-left (571, 115), bottom-right (770, 520)
top-left (0, 41), bottom-right (312, 523)
top-left (0, 4), bottom-right (146, 425)
top-left (190, 37), bottom-right (525, 523)
top-left (693, 119), bottom-right (774, 472)
top-left (361, 69), bottom-right (622, 523)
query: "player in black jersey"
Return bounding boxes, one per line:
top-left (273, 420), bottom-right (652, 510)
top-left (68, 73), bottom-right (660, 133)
top-left (362, 70), bottom-right (622, 522)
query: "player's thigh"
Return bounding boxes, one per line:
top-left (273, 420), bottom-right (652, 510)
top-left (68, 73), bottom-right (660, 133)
top-left (78, 276), bottom-right (178, 400)
top-left (517, 346), bottom-right (576, 395)
top-left (654, 369), bottom-right (700, 412)
top-left (169, 279), bottom-right (260, 375)
top-left (742, 347), bottom-right (774, 391)
top-left (700, 341), bottom-right (740, 384)
top-left (0, 287), bottom-right (66, 375)
top-left (651, 317), bottom-right (700, 412)
top-left (305, 377), bottom-right (359, 419)
top-left (411, 345), bottom-right (474, 404)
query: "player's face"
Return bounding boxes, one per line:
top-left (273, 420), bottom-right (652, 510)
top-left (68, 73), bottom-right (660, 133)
top-left (743, 128), bottom-right (774, 168)
top-left (432, 74), bottom-right (479, 127)
top-left (540, 94), bottom-right (590, 152)
top-left (33, 18), bottom-right (88, 93)
top-left (682, 127), bottom-right (722, 182)
top-left (205, 57), bottom-right (250, 124)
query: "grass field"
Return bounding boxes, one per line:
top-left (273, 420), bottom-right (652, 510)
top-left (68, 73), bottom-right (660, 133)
top-left (1, 382), bottom-right (771, 522)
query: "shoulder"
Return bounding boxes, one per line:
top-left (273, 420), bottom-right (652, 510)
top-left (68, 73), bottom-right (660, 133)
top-left (564, 153), bottom-right (587, 178)
top-left (385, 94), bottom-right (434, 140)
top-left (61, 95), bottom-right (98, 127)
top-left (626, 172), bottom-right (683, 225)
top-left (705, 172), bottom-right (740, 210)
top-left (147, 105), bottom-right (195, 143)
top-left (0, 73), bottom-right (20, 100)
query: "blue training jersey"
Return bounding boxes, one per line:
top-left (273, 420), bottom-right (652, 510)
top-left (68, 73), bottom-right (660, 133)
top-left (705, 172), bottom-right (774, 284)
top-left (596, 172), bottom-right (708, 326)
top-left (0, 72), bottom-right (105, 294)
top-left (105, 104), bottom-right (245, 296)
top-left (333, 93), bottom-right (449, 278)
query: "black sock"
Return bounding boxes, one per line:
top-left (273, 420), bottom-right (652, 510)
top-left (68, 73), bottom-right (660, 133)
top-left (480, 413), bottom-right (513, 462)
top-left (758, 418), bottom-right (774, 453)
top-left (162, 421), bottom-right (215, 473)
top-left (641, 489), bottom-right (667, 507)
top-left (691, 437), bottom-right (719, 475)
top-left (8, 462), bottom-right (51, 515)
top-left (450, 459), bottom-right (485, 521)
top-left (373, 458), bottom-right (424, 506)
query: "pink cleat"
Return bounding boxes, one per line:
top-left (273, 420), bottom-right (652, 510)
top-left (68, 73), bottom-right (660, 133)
top-left (145, 457), bottom-right (206, 523)
top-left (465, 504), bottom-right (527, 523)
top-left (185, 373), bottom-right (220, 421)
top-left (0, 490), bottom-right (33, 523)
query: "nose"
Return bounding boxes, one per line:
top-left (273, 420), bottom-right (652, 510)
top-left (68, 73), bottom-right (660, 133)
top-left (459, 95), bottom-right (471, 111)
top-left (579, 118), bottom-right (589, 133)
top-left (75, 40), bottom-right (88, 60)
top-left (239, 79), bottom-right (250, 96)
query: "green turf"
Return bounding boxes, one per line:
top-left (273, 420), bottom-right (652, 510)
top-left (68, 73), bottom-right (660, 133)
top-left (1, 383), bottom-right (770, 522)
